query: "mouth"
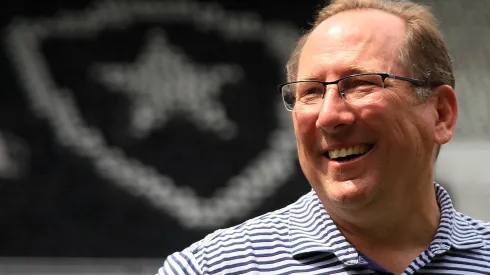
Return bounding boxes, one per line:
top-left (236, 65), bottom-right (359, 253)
top-left (323, 144), bottom-right (374, 162)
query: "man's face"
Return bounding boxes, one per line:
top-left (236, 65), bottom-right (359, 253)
top-left (294, 10), bottom-right (442, 211)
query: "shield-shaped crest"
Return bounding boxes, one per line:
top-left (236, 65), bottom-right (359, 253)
top-left (5, 0), bottom-right (302, 229)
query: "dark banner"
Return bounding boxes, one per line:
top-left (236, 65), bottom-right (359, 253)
top-left (0, 0), bottom-right (325, 258)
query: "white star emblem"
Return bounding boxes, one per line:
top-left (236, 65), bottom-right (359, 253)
top-left (5, 1), bottom-right (299, 228)
top-left (92, 28), bottom-right (242, 140)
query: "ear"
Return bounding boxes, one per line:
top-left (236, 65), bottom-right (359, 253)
top-left (432, 84), bottom-right (458, 145)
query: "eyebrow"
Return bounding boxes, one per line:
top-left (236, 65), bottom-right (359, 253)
top-left (299, 75), bottom-right (323, 81)
top-left (343, 65), bottom-right (377, 75)
top-left (298, 65), bottom-right (378, 82)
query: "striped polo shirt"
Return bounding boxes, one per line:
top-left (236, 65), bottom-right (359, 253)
top-left (158, 183), bottom-right (490, 274)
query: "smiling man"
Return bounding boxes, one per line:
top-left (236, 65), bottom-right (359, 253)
top-left (158, 0), bottom-right (490, 274)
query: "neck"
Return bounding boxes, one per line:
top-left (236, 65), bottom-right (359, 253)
top-left (327, 181), bottom-right (441, 250)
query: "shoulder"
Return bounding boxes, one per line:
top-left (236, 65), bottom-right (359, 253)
top-left (455, 211), bottom-right (490, 242)
top-left (158, 190), bottom-right (318, 274)
top-left (439, 212), bottom-right (490, 273)
top-left (188, 190), bottom-right (318, 255)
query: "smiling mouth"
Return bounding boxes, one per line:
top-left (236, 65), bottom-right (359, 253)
top-left (324, 144), bottom-right (374, 162)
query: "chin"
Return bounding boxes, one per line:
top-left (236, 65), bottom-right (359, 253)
top-left (320, 179), bottom-right (377, 209)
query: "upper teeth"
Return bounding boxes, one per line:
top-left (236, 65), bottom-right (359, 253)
top-left (328, 144), bottom-right (369, 159)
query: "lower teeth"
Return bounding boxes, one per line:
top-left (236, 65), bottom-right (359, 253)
top-left (335, 153), bottom-right (363, 161)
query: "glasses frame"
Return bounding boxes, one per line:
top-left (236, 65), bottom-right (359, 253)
top-left (278, 73), bottom-right (426, 112)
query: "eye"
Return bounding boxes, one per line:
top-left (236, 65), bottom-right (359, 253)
top-left (339, 75), bottom-right (383, 93)
top-left (298, 82), bottom-right (323, 97)
top-left (352, 80), bottom-right (376, 87)
top-left (344, 80), bottom-right (377, 90)
top-left (304, 87), bottom-right (321, 95)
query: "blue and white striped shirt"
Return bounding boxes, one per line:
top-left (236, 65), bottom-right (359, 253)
top-left (159, 183), bottom-right (490, 274)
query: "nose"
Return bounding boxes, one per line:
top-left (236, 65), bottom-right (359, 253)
top-left (315, 86), bottom-right (356, 133)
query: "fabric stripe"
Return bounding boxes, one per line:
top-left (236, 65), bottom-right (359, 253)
top-left (159, 183), bottom-right (490, 274)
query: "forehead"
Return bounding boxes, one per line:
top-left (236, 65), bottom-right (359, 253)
top-left (298, 9), bottom-right (406, 80)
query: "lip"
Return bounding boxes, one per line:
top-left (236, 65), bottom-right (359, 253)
top-left (324, 143), bottom-right (376, 168)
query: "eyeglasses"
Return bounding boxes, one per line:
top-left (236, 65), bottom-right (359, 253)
top-left (278, 73), bottom-right (425, 113)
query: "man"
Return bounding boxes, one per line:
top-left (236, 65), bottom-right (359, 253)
top-left (158, 0), bottom-right (490, 274)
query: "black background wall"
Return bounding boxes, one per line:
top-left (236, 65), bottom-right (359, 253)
top-left (0, 0), bottom-right (328, 259)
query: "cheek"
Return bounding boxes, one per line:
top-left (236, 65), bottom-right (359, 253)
top-left (366, 102), bottom-right (435, 157)
top-left (293, 112), bottom-right (318, 141)
top-left (359, 99), bottom-right (421, 143)
top-left (410, 108), bottom-right (438, 147)
top-left (293, 112), bottom-right (320, 157)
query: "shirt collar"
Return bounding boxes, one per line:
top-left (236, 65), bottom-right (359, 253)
top-left (429, 182), bottom-right (485, 254)
top-left (287, 189), bottom-right (359, 265)
top-left (288, 183), bottom-right (485, 263)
